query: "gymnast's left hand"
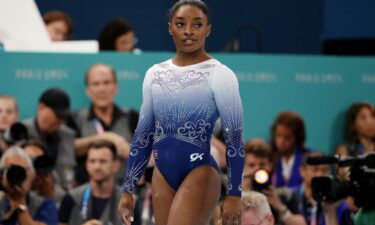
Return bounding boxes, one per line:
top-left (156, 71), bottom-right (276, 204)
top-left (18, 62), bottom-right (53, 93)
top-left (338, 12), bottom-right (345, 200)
top-left (118, 192), bottom-right (135, 225)
top-left (221, 196), bottom-right (241, 225)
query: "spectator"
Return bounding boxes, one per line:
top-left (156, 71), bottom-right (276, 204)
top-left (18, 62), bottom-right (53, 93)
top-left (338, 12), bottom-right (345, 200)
top-left (295, 151), bottom-right (353, 225)
top-left (271, 112), bottom-right (309, 190)
top-left (43, 11), bottom-right (73, 41)
top-left (66, 63), bottom-right (138, 185)
top-left (58, 140), bottom-right (138, 225)
top-left (243, 139), bottom-right (306, 225)
top-left (0, 95), bottom-right (19, 152)
top-left (241, 191), bottom-right (275, 225)
top-left (336, 102), bottom-right (375, 157)
top-left (98, 18), bottom-right (140, 53)
top-left (0, 96), bottom-right (19, 133)
top-left (23, 88), bottom-right (76, 190)
top-left (0, 146), bottom-right (58, 225)
top-left (336, 103), bottom-right (375, 213)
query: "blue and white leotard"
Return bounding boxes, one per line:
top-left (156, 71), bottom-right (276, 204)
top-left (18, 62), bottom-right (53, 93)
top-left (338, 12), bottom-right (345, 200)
top-left (122, 58), bottom-right (244, 197)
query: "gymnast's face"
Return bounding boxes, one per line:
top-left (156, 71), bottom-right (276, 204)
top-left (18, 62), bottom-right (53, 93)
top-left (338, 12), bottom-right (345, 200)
top-left (169, 5), bottom-right (211, 54)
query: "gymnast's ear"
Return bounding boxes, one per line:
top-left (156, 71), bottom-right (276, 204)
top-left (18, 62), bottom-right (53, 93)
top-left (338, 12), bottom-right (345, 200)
top-left (168, 22), bottom-right (173, 36)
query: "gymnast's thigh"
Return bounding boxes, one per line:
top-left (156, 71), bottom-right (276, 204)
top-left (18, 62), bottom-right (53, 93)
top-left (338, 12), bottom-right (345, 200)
top-left (152, 166), bottom-right (176, 225)
top-left (167, 165), bottom-right (221, 225)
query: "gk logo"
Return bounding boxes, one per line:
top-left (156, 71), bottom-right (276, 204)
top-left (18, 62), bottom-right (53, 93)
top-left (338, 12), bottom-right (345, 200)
top-left (190, 153), bottom-right (204, 162)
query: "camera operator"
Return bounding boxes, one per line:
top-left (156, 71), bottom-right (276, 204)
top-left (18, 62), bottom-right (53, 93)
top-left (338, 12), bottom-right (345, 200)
top-left (243, 139), bottom-right (306, 225)
top-left (0, 95), bottom-right (19, 153)
top-left (0, 146), bottom-right (58, 225)
top-left (296, 151), bottom-right (353, 225)
top-left (20, 140), bottom-right (66, 206)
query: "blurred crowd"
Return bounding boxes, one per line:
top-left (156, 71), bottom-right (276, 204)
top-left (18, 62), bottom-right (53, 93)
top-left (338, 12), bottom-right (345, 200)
top-left (42, 10), bottom-right (140, 54)
top-left (0, 61), bottom-right (374, 225)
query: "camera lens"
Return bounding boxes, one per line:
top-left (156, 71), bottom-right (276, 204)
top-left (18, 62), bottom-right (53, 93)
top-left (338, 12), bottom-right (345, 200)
top-left (254, 169), bottom-right (269, 184)
top-left (252, 169), bottom-right (271, 192)
top-left (3, 122), bottom-right (29, 145)
top-left (6, 165), bottom-right (26, 187)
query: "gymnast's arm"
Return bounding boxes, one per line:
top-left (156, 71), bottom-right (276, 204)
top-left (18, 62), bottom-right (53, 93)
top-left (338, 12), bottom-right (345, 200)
top-left (211, 65), bottom-right (244, 224)
top-left (122, 68), bottom-right (155, 194)
top-left (212, 65), bottom-right (244, 197)
top-left (119, 68), bottom-right (155, 223)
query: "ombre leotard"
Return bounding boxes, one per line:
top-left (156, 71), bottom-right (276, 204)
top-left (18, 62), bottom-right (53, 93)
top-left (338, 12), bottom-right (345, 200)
top-left (122, 58), bottom-right (244, 197)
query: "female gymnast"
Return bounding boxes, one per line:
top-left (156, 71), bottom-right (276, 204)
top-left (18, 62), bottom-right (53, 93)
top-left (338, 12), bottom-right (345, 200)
top-left (118, 1), bottom-right (244, 225)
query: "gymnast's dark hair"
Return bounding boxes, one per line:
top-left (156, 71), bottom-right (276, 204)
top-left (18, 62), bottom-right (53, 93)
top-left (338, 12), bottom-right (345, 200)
top-left (169, 0), bottom-right (211, 25)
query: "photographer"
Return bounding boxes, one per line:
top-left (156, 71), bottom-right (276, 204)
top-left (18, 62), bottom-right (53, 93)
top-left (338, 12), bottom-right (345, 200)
top-left (0, 146), bottom-right (58, 225)
top-left (21, 140), bottom-right (66, 206)
top-left (243, 139), bottom-right (306, 225)
top-left (296, 151), bottom-right (353, 225)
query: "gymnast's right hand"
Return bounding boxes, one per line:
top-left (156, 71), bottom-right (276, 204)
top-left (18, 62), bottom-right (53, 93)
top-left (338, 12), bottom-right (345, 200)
top-left (118, 192), bottom-right (135, 225)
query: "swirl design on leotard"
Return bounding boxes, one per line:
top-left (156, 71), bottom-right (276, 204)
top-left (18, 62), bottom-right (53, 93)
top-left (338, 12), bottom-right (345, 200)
top-left (152, 69), bottom-right (209, 94)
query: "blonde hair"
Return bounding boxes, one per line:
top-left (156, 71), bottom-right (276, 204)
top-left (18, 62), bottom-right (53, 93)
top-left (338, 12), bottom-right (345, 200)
top-left (0, 146), bottom-right (34, 173)
top-left (242, 191), bottom-right (272, 218)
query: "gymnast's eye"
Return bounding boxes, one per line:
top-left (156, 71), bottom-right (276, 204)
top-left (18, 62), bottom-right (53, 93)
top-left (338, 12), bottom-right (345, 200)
top-left (175, 22), bottom-right (184, 27)
top-left (194, 23), bottom-right (202, 28)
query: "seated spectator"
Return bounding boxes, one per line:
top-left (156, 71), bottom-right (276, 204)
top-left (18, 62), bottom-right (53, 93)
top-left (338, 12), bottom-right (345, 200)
top-left (58, 140), bottom-right (140, 225)
top-left (66, 63), bottom-right (138, 185)
top-left (0, 95), bottom-right (19, 133)
top-left (0, 95), bottom-right (19, 152)
top-left (0, 146), bottom-right (58, 225)
top-left (270, 112), bottom-right (310, 190)
top-left (336, 102), bottom-right (375, 157)
top-left (43, 11), bottom-right (73, 41)
top-left (242, 191), bottom-right (275, 225)
top-left (295, 151), bottom-right (354, 225)
top-left (23, 88), bottom-right (76, 190)
top-left (243, 139), bottom-right (306, 225)
top-left (98, 18), bottom-right (140, 53)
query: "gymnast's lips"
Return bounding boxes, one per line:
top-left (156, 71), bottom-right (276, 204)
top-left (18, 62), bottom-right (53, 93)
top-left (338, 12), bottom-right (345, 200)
top-left (182, 38), bottom-right (196, 46)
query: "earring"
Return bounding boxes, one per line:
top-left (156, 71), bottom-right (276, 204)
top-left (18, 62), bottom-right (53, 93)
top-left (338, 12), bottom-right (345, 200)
top-left (170, 32), bottom-right (173, 36)
top-left (206, 33), bottom-right (210, 37)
